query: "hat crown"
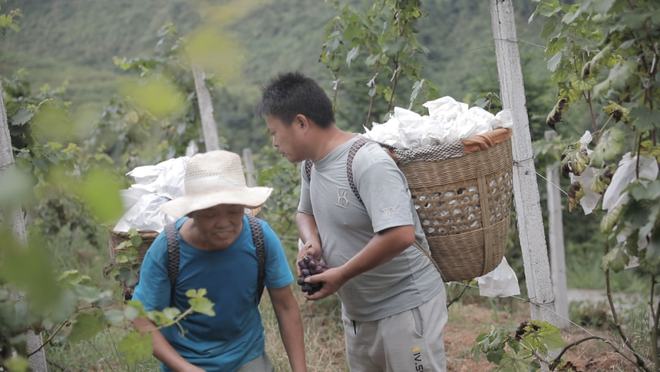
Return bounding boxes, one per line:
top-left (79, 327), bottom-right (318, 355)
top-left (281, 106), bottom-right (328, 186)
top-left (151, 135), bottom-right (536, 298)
top-left (185, 151), bottom-right (247, 194)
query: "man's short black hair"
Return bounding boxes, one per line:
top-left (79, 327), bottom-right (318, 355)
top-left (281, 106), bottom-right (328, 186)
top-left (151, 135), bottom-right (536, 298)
top-left (258, 72), bottom-right (334, 128)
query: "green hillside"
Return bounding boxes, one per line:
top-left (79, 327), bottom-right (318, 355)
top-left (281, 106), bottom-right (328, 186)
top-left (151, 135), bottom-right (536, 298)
top-left (0, 0), bottom-right (548, 107)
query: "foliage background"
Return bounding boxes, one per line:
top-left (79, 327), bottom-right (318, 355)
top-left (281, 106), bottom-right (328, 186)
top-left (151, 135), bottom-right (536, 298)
top-left (1, 0), bottom-right (657, 370)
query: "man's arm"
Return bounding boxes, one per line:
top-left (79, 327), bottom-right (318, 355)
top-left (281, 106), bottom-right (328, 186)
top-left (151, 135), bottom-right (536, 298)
top-left (296, 212), bottom-right (321, 251)
top-left (304, 224), bottom-right (415, 300)
top-left (268, 286), bottom-right (307, 372)
top-left (133, 317), bottom-right (204, 372)
top-left (295, 212), bottom-right (322, 268)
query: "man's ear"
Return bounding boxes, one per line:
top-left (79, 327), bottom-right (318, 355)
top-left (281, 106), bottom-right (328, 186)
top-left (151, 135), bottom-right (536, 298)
top-left (295, 114), bottom-right (312, 130)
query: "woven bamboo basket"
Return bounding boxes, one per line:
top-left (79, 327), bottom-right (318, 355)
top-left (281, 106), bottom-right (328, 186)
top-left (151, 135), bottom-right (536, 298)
top-left (108, 230), bottom-right (159, 261)
top-left (107, 230), bottom-right (158, 299)
top-left (398, 129), bottom-right (513, 281)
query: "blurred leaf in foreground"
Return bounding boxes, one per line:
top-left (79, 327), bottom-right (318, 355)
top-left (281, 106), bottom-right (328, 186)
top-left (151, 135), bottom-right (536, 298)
top-left (74, 167), bottom-right (123, 224)
top-left (119, 75), bottom-right (185, 118)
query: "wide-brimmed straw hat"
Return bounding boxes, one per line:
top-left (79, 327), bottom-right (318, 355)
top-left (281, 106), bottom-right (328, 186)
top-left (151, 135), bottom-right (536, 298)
top-left (160, 150), bottom-right (272, 217)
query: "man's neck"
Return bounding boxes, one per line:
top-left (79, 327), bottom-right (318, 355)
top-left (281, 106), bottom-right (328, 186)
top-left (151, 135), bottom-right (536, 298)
top-left (309, 127), bottom-right (355, 162)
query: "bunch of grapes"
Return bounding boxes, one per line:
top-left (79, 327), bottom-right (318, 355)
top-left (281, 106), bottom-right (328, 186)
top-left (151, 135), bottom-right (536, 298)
top-left (297, 255), bottom-right (328, 295)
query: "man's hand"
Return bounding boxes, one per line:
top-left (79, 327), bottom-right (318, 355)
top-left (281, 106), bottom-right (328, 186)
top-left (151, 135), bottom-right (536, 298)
top-left (296, 240), bottom-right (322, 276)
top-left (303, 266), bottom-right (347, 301)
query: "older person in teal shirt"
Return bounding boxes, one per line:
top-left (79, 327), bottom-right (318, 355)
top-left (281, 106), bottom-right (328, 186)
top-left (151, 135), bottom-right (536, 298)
top-left (132, 150), bottom-right (307, 372)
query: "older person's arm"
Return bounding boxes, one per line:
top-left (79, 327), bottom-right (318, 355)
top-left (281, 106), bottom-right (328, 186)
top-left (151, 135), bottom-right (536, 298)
top-left (133, 318), bottom-right (204, 372)
top-left (268, 285), bottom-right (307, 372)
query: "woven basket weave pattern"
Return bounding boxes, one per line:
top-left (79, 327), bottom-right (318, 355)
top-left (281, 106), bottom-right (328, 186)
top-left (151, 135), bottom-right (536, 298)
top-left (109, 231), bottom-right (158, 260)
top-left (401, 137), bottom-right (513, 281)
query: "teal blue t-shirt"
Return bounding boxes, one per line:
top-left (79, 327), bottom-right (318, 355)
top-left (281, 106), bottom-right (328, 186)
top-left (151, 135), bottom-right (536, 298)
top-left (133, 216), bottom-right (294, 371)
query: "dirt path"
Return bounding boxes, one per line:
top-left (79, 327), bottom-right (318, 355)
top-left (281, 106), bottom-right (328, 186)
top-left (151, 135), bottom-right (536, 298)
top-left (445, 302), bottom-right (636, 371)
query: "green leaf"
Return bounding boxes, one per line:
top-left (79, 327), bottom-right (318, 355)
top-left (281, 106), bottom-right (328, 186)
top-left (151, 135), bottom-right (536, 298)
top-left (129, 229), bottom-right (143, 248)
top-left (116, 254), bottom-right (130, 264)
top-left (534, 0), bottom-right (561, 18)
top-left (147, 310), bottom-right (173, 327)
top-left (58, 270), bottom-right (91, 286)
top-left (31, 101), bottom-right (74, 142)
top-left (10, 108), bottom-right (33, 126)
top-left (622, 199), bottom-right (655, 228)
top-left (73, 284), bottom-right (104, 303)
top-left (69, 309), bottom-right (106, 343)
top-left (104, 309), bottom-right (125, 326)
top-left (118, 75), bottom-right (185, 118)
top-left (630, 107), bottom-right (658, 132)
top-left (118, 330), bottom-right (153, 365)
top-left (0, 165), bottom-right (33, 207)
top-left (5, 355), bottom-right (29, 372)
top-left (163, 307), bottom-right (181, 321)
top-left (600, 205), bottom-right (623, 233)
top-left (408, 79), bottom-right (424, 110)
top-left (125, 300), bottom-right (146, 320)
top-left (590, 127), bottom-right (626, 165)
top-left (186, 288), bottom-right (207, 298)
top-left (547, 52), bottom-right (562, 72)
top-left (189, 296), bottom-right (215, 317)
top-left (75, 167), bottom-right (123, 223)
top-left (562, 8), bottom-right (582, 24)
top-left (629, 180), bottom-right (660, 201)
top-left (346, 46), bottom-right (359, 67)
top-left (592, 0), bottom-right (615, 15)
top-left (486, 348), bottom-right (504, 364)
top-left (540, 16), bottom-right (559, 39)
top-left (593, 61), bottom-right (635, 97)
top-left (0, 233), bottom-right (61, 311)
top-left (602, 247), bottom-right (629, 272)
top-left (365, 54), bottom-right (380, 66)
top-left (534, 321), bottom-right (564, 350)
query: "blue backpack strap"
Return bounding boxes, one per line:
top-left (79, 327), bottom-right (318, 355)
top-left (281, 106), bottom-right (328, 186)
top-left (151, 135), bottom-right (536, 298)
top-left (164, 222), bottom-right (179, 303)
top-left (247, 215), bottom-right (266, 304)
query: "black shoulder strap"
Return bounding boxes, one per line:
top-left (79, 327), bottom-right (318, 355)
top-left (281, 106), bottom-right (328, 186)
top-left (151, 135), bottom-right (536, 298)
top-left (164, 222), bottom-right (179, 302)
top-left (303, 136), bottom-right (370, 206)
top-left (346, 137), bottom-right (370, 206)
top-left (247, 215), bottom-right (266, 305)
top-left (303, 159), bottom-right (313, 183)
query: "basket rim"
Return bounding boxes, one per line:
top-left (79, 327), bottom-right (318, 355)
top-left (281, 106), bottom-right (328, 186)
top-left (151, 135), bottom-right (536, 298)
top-left (110, 230), bottom-right (160, 238)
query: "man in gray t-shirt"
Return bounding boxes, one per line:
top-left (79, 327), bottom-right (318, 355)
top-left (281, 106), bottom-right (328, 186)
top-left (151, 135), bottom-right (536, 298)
top-left (260, 72), bottom-right (447, 372)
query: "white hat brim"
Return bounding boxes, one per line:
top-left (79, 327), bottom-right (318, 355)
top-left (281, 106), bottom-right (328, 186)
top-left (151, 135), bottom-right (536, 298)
top-left (160, 187), bottom-right (273, 218)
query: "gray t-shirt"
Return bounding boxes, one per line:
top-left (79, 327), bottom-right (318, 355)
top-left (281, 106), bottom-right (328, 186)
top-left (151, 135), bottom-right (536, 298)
top-left (298, 136), bottom-right (444, 321)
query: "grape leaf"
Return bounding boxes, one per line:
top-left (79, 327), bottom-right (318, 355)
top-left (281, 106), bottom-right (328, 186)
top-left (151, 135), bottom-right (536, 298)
top-left (118, 330), bottom-right (153, 365)
top-left (69, 309), bottom-right (106, 343)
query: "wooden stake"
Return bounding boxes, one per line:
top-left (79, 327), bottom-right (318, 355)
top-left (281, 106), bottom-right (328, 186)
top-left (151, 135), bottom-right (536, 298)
top-left (490, 0), bottom-right (559, 326)
top-left (242, 148), bottom-right (256, 187)
top-left (545, 131), bottom-right (569, 328)
top-left (0, 84), bottom-right (48, 371)
top-left (192, 65), bottom-right (220, 151)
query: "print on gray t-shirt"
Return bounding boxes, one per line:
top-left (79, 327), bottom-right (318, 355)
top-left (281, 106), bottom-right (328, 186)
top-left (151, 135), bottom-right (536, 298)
top-left (298, 136), bottom-right (444, 321)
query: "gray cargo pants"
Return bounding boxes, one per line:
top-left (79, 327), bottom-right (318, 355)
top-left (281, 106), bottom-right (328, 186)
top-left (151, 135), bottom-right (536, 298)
top-left (342, 291), bottom-right (448, 372)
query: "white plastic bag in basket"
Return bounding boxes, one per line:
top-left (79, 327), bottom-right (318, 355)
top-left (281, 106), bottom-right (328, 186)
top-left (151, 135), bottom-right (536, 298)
top-left (114, 156), bottom-right (188, 233)
top-left (476, 257), bottom-right (520, 298)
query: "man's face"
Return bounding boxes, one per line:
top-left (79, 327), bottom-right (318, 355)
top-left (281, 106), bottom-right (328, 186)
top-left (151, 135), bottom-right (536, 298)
top-left (190, 204), bottom-right (244, 250)
top-left (265, 115), bottom-right (304, 163)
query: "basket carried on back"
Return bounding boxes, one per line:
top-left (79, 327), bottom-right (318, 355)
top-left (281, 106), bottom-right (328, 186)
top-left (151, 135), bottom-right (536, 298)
top-left (394, 128), bottom-right (513, 281)
top-left (108, 230), bottom-right (159, 261)
top-left (107, 230), bottom-right (159, 299)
